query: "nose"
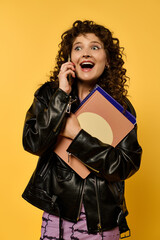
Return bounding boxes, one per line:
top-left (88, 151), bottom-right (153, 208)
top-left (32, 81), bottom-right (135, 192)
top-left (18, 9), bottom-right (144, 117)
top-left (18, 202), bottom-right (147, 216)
top-left (83, 54), bottom-right (91, 58)
top-left (82, 47), bottom-right (92, 58)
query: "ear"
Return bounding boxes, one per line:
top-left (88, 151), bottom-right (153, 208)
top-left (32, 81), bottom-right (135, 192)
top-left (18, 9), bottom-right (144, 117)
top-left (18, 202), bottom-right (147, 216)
top-left (105, 63), bottom-right (110, 69)
top-left (105, 58), bottom-right (110, 68)
top-left (105, 59), bottom-right (110, 68)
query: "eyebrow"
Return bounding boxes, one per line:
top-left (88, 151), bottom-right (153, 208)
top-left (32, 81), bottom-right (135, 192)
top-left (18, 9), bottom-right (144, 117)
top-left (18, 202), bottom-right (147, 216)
top-left (73, 41), bottom-right (103, 47)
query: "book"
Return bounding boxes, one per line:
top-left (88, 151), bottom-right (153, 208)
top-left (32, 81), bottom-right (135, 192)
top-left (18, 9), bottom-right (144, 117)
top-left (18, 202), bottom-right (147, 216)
top-left (54, 85), bottom-right (136, 179)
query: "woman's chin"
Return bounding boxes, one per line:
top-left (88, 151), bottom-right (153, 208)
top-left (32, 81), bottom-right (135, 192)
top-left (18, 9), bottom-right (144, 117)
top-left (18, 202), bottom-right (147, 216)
top-left (76, 73), bottom-right (98, 83)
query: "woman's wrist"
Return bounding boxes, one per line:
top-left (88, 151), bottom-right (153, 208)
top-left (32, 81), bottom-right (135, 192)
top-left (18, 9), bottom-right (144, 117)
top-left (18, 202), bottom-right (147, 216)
top-left (70, 127), bottom-right (82, 140)
top-left (59, 86), bottom-right (71, 95)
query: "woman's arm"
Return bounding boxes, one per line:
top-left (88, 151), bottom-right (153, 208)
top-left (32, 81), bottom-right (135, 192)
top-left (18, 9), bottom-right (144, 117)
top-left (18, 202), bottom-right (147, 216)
top-left (67, 126), bottom-right (142, 181)
top-left (66, 101), bottom-right (142, 182)
top-left (22, 82), bottom-right (71, 156)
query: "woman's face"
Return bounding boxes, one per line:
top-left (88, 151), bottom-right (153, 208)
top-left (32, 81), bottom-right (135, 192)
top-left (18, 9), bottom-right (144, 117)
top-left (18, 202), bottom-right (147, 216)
top-left (71, 33), bottom-right (108, 84)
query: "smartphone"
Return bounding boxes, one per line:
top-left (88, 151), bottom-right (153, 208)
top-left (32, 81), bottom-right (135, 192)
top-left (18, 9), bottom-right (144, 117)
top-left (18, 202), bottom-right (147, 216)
top-left (68, 55), bottom-right (72, 83)
top-left (68, 55), bottom-right (71, 62)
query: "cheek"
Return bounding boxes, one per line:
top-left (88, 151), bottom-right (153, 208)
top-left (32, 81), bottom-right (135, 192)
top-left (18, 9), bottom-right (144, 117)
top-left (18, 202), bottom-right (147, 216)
top-left (71, 52), bottom-right (78, 64)
top-left (96, 51), bottom-right (107, 64)
top-left (97, 58), bottom-right (106, 74)
top-left (98, 65), bottom-right (105, 76)
top-left (102, 54), bottom-right (108, 65)
top-left (99, 57), bottom-right (106, 68)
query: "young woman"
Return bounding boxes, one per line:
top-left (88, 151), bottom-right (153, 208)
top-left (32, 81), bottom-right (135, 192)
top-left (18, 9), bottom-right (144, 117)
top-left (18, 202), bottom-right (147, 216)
top-left (22, 20), bottom-right (142, 240)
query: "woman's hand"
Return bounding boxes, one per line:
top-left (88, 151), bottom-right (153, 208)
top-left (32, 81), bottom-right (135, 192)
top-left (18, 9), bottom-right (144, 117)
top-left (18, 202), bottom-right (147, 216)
top-left (61, 113), bottom-right (82, 140)
top-left (58, 61), bottom-right (75, 94)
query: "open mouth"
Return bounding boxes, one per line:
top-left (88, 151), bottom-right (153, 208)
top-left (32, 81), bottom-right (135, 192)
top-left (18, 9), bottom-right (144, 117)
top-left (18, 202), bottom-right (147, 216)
top-left (80, 62), bottom-right (94, 69)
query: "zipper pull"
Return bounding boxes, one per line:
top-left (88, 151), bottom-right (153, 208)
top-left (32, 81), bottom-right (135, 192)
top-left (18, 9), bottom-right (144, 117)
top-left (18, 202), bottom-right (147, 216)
top-left (67, 152), bottom-right (71, 163)
top-left (66, 96), bottom-right (71, 114)
top-left (51, 195), bottom-right (57, 207)
top-left (66, 97), bottom-right (78, 114)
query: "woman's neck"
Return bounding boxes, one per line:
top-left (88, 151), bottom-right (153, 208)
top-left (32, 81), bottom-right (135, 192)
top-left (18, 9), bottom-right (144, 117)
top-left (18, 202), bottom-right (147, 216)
top-left (77, 80), bottom-right (96, 101)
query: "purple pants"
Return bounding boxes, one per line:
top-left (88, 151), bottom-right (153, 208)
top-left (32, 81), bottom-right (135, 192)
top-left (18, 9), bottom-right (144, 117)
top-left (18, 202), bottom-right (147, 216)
top-left (40, 205), bottom-right (120, 240)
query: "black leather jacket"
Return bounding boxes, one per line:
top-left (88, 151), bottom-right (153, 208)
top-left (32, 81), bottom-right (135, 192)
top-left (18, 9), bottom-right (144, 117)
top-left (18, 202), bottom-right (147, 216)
top-left (22, 81), bottom-right (142, 237)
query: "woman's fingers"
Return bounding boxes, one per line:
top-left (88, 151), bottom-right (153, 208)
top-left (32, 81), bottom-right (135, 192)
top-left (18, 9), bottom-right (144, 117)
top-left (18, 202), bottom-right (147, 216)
top-left (60, 62), bottom-right (75, 73)
top-left (58, 62), bottom-right (75, 94)
top-left (63, 69), bottom-right (76, 78)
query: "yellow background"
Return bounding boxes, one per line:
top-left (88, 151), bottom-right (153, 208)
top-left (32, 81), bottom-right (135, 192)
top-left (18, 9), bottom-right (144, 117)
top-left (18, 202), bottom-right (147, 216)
top-left (0, 0), bottom-right (159, 239)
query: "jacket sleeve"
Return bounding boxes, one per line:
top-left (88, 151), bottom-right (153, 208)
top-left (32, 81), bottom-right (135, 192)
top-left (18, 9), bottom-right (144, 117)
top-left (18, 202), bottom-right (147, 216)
top-left (67, 102), bottom-right (142, 182)
top-left (22, 83), bottom-right (71, 156)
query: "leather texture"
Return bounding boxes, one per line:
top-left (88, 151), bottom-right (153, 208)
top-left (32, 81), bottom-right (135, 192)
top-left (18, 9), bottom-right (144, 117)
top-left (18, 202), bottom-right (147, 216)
top-left (22, 81), bottom-right (142, 235)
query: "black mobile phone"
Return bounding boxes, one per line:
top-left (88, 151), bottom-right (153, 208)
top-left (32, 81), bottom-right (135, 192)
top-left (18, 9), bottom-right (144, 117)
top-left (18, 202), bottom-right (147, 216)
top-left (68, 55), bottom-right (72, 83)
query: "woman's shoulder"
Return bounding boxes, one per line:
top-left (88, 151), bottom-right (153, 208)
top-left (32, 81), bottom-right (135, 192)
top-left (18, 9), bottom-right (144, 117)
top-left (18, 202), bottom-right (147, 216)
top-left (34, 81), bottom-right (58, 98)
top-left (33, 81), bottom-right (59, 106)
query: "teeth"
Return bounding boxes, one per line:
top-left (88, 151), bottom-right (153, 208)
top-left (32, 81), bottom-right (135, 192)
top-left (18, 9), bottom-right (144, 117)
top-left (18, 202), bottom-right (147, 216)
top-left (81, 62), bottom-right (94, 66)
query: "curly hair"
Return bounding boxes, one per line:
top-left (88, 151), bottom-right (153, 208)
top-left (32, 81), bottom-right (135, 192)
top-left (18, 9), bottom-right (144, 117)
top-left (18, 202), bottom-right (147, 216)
top-left (50, 20), bottom-right (129, 108)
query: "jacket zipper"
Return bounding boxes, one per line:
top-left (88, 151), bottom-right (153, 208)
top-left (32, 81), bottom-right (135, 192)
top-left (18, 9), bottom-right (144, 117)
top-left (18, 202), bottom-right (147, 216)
top-left (39, 160), bottom-right (50, 178)
top-left (39, 156), bottom-right (52, 178)
top-left (94, 176), bottom-right (102, 233)
top-left (77, 178), bottom-right (86, 221)
top-left (53, 96), bottom-right (76, 133)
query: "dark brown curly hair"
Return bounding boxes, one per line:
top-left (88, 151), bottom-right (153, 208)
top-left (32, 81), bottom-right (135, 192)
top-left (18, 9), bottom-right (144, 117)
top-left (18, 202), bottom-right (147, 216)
top-left (50, 20), bottom-right (129, 108)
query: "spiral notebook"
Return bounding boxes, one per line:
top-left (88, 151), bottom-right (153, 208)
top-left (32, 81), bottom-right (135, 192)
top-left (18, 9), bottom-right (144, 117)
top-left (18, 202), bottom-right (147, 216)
top-left (54, 85), bottom-right (136, 179)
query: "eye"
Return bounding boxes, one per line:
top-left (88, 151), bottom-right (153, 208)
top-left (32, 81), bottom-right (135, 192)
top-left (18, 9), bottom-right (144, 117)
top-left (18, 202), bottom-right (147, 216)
top-left (74, 46), bottom-right (82, 51)
top-left (91, 45), bottom-right (100, 50)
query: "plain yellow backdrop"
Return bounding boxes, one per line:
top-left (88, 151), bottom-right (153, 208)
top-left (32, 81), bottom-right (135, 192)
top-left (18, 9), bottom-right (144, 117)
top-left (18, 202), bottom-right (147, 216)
top-left (0, 0), bottom-right (160, 239)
